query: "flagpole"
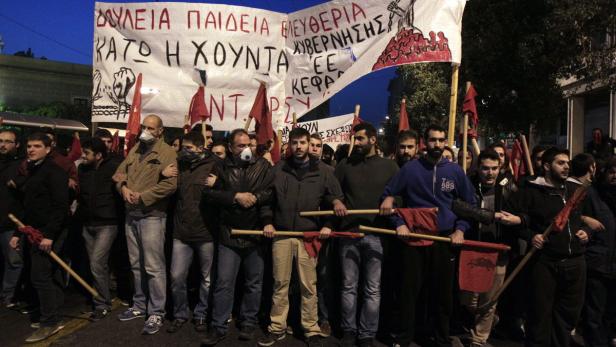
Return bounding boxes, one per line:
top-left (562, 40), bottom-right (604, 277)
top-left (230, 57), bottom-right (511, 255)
top-left (520, 134), bottom-right (535, 176)
top-left (348, 104), bottom-right (361, 157)
top-left (462, 113), bottom-right (469, 173)
top-left (292, 112), bottom-right (297, 127)
top-left (447, 64), bottom-right (460, 147)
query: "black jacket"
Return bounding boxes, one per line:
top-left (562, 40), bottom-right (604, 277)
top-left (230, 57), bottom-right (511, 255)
top-left (203, 156), bottom-right (273, 249)
top-left (174, 153), bottom-right (220, 243)
top-left (77, 157), bottom-right (122, 226)
top-left (506, 177), bottom-right (589, 259)
top-left (0, 154), bottom-right (23, 232)
top-left (262, 157), bottom-right (343, 231)
top-left (588, 184), bottom-right (616, 277)
top-left (14, 158), bottom-right (69, 239)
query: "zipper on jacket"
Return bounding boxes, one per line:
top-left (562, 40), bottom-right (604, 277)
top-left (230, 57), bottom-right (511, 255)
top-left (432, 163), bottom-right (437, 197)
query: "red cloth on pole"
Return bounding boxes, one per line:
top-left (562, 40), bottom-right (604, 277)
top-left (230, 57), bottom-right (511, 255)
top-left (249, 83), bottom-right (274, 145)
top-left (351, 114), bottom-right (364, 135)
top-left (271, 133), bottom-right (281, 164)
top-left (302, 231), bottom-right (364, 258)
top-left (188, 86), bottom-right (210, 127)
top-left (124, 73), bottom-right (142, 156)
top-left (553, 185), bottom-right (588, 233)
top-left (67, 134), bottom-right (82, 162)
top-left (397, 208), bottom-right (439, 246)
top-left (459, 247), bottom-right (498, 293)
top-left (463, 84), bottom-right (479, 134)
top-left (111, 130), bottom-right (120, 154)
top-left (18, 226), bottom-right (44, 246)
top-left (398, 98), bottom-right (410, 132)
top-left (510, 140), bottom-right (526, 182)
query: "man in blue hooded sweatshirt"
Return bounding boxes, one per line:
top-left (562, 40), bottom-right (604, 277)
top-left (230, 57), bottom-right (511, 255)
top-left (380, 124), bottom-right (476, 347)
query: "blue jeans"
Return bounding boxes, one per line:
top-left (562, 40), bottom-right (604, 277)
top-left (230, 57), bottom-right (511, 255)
top-left (211, 244), bottom-right (264, 334)
top-left (170, 239), bottom-right (214, 320)
top-left (0, 231), bottom-right (23, 303)
top-left (83, 225), bottom-right (118, 311)
top-left (339, 234), bottom-right (383, 339)
top-left (125, 215), bottom-right (166, 316)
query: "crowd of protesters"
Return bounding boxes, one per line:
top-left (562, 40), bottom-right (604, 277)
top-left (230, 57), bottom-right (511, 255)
top-left (1, 117), bottom-right (616, 347)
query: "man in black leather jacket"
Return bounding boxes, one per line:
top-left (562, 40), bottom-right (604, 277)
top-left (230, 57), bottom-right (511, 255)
top-left (202, 129), bottom-right (274, 346)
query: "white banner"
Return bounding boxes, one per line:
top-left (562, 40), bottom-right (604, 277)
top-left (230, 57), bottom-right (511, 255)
top-left (92, 0), bottom-right (465, 130)
top-left (281, 113), bottom-right (355, 150)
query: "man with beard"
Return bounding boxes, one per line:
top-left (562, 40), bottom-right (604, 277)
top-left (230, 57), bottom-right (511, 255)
top-left (395, 130), bottom-right (419, 167)
top-left (77, 138), bottom-right (122, 321)
top-left (113, 115), bottom-right (177, 335)
top-left (201, 129), bottom-right (273, 346)
top-left (335, 123), bottom-right (399, 347)
top-left (258, 128), bottom-right (345, 347)
top-left (380, 124), bottom-right (475, 347)
top-left (505, 147), bottom-right (590, 347)
top-left (586, 128), bottom-right (616, 163)
top-left (0, 128), bottom-right (23, 307)
top-left (9, 132), bottom-right (68, 343)
top-left (164, 131), bottom-right (220, 334)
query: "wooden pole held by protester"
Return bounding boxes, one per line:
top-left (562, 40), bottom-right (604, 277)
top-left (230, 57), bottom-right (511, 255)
top-left (348, 104), bottom-right (361, 157)
top-left (462, 114), bottom-right (469, 173)
top-left (232, 229), bottom-right (365, 237)
top-left (447, 64), bottom-right (460, 147)
top-left (300, 209), bottom-right (395, 217)
top-left (8, 214), bottom-right (101, 300)
top-left (520, 134), bottom-right (535, 176)
top-left (471, 139), bottom-right (481, 157)
top-left (360, 225), bottom-right (453, 243)
top-left (292, 113), bottom-right (298, 127)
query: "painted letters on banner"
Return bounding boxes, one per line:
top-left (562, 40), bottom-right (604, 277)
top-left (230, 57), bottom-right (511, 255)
top-left (92, 0), bottom-right (465, 130)
top-left (281, 113), bottom-right (354, 151)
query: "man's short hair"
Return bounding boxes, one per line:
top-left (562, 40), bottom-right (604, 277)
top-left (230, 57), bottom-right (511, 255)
top-left (0, 128), bottom-right (19, 142)
top-left (531, 144), bottom-right (550, 162)
top-left (211, 140), bottom-right (227, 148)
top-left (205, 124), bottom-right (213, 132)
top-left (228, 129), bottom-right (249, 145)
top-left (571, 153), bottom-right (595, 178)
top-left (40, 127), bottom-right (56, 141)
top-left (248, 133), bottom-right (256, 140)
top-left (478, 149), bottom-right (501, 164)
top-left (27, 132), bottom-right (52, 147)
top-left (289, 128), bottom-right (310, 142)
top-left (310, 133), bottom-right (322, 142)
top-left (423, 124), bottom-right (446, 139)
top-left (94, 129), bottom-right (113, 139)
top-left (82, 138), bottom-right (108, 158)
top-left (182, 131), bottom-right (205, 148)
top-left (353, 123), bottom-right (377, 138)
top-left (541, 147), bottom-right (569, 167)
top-left (398, 129), bottom-right (419, 144)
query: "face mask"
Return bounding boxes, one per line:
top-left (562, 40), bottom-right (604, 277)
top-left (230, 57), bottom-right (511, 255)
top-left (178, 148), bottom-right (201, 162)
top-left (239, 147), bottom-right (253, 162)
top-left (139, 131), bottom-right (155, 143)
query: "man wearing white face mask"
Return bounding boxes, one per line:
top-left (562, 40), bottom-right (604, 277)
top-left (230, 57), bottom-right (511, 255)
top-left (201, 129), bottom-right (274, 346)
top-left (113, 114), bottom-right (177, 335)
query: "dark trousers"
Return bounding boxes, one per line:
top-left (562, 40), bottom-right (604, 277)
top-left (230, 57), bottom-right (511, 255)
top-left (30, 231), bottom-right (66, 327)
top-left (394, 241), bottom-right (456, 347)
top-left (317, 239), bottom-right (337, 325)
top-left (582, 271), bottom-right (616, 347)
top-left (526, 255), bottom-right (586, 347)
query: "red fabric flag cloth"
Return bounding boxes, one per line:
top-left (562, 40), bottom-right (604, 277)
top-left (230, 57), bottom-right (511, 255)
top-left (397, 207), bottom-right (439, 246)
top-left (18, 226), bottom-right (44, 246)
top-left (350, 114), bottom-right (364, 135)
top-left (188, 86), bottom-right (210, 127)
top-left (302, 231), bottom-right (364, 258)
top-left (398, 98), bottom-right (410, 132)
top-left (271, 134), bottom-right (281, 164)
top-left (463, 84), bottom-right (479, 132)
top-left (124, 73), bottom-right (142, 156)
top-left (67, 134), bottom-right (82, 162)
top-left (111, 130), bottom-right (120, 154)
top-left (510, 140), bottom-right (526, 182)
top-left (249, 83), bottom-right (273, 145)
top-left (459, 246), bottom-right (499, 293)
top-left (553, 185), bottom-right (589, 233)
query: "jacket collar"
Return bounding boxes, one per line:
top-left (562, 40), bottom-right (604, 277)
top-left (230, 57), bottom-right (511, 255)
top-left (282, 156), bottom-right (319, 176)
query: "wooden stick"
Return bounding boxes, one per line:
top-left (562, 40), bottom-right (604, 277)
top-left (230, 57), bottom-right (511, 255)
top-left (8, 214), bottom-right (101, 300)
top-left (277, 129), bottom-right (283, 153)
top-left (300, 209), bottom-right (393, 217)
top-left (184, 114), bottom-right (190, 134)
top-left (232, 229), bottom-right (365, 237)
top-left (359, 225), bottom-right (452, 243)
top-left (243, 116), bottom-right (252, 131)
top-left (292, 112), bottom-right (297, 127)
top-left (471, 138), bottom-right (481, 157)
top-left (347, 104), bottom-right (361, 157)
top-left (462, 113), bottom-right (469, 173)
top-left (201, 119), bottom-right (207, 140)
top-left (520, 134), bottom-right (535, 176)
top-left (447, 64), bottom-right (460, 147)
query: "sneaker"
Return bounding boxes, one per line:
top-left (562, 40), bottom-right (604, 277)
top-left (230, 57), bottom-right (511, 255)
top-left (25, 324), bottom-right (64, 343)
top-left (341, 331), bottom-right (357, 347)
top-left (306, 335), bottom-right (324, 347)
top-left (117, 308), bottom-right (145, 321)
top-left (358, 337), bottom-right (374, 347)
top-left (319, 321), bottom-right (331, 337)
top-left (89, 309), bottom-right (109, 322)
top-left (238, 325), bottom-right (257, 340)
top-left (257, 331), bottom-right (286, 346)
top-left (142, 315), bottom-right (163, 335)
top-left (166, 319), bottom-right (186, 333)
top-left (201, 329), bottom-right (227, 346)
top-left (194, 317), bottom-right (207, 332)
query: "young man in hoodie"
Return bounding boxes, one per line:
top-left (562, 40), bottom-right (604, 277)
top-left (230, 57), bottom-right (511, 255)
top-left (164, 131), bottom-right (220, 334)
top-left (258, 127), bottom-right (345, 347)
top-left (380, 124), bottom-right (476, 347)
top-left (78, 138), bottom-right (121, 321)
top-left (505, 147), bottom-right (590, 347)
top-left (335, 123), bottom-right (399, 347)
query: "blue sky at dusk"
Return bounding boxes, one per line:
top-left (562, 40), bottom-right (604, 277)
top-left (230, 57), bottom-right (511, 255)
top-left (0, 0), bottom-right (396, 126)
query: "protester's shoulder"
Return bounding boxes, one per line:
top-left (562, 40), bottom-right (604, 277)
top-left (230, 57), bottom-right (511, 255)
top-left (317, 161), bottom-right (335, 174)
top-left (158, 141), bottom-right (177, 158)
top-left (44, 159), bottom-right (69, 179)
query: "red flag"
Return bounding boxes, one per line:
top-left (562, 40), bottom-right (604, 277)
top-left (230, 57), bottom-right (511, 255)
top-left (271, 133), bottom-right (281, 164)
top-left (249, 83), bottom-right (274, 145)
top-left (463, 84), bottom-right (479, 131)
top-left (18, 225), bottom-right (44, 246)
top-left (188, 86), bottom-right (210, 127)
top-left (124, 73), bottom-right (142, 155)
top-left (459, 247), bottom-right (499, 293)
top-left (67, 133), bottom-right (82, 162)
top-left (510, 140), bottom-right (526, 181)
top-left (111, 130), bottom-right (120, 154)
top-left (302, 231), bottom-right (365, 258)
top-left (397, 207), bottom-right (439, 246)
top-left (398, 98), bottom-right (410, 132)
top-left (553, 185), bottom-right (588, 233)
top-left (351, 114), bottom-right (363, 135)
